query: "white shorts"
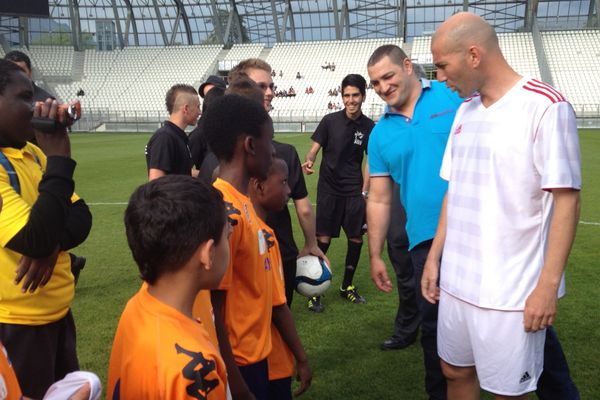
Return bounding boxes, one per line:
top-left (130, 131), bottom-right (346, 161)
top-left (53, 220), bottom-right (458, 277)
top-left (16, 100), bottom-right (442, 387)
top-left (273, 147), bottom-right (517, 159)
top-left (437, 290), bottom-right (545, 396)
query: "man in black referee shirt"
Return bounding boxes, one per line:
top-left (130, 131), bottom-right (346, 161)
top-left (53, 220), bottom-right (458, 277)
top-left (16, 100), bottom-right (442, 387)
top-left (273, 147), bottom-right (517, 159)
top-left (145, 84), bottom-right (200, 180)
top-left (303, 74), bottom-right (373, 312)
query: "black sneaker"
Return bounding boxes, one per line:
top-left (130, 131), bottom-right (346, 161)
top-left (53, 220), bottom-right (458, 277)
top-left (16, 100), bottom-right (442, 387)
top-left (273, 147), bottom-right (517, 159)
top-left (340, 285), bottom-right (366, 304)
top-left (308, 296), bottom-right (325, 313)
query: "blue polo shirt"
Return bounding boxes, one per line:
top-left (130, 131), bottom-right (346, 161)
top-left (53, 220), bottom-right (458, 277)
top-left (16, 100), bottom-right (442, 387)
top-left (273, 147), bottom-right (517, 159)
top-left (368, 79), bottom-right (462, 250)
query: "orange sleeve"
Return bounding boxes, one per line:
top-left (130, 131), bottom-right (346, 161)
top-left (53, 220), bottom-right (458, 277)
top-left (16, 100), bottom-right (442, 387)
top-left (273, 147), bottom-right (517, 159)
top-left (271, 240), bottom-right (287, 307)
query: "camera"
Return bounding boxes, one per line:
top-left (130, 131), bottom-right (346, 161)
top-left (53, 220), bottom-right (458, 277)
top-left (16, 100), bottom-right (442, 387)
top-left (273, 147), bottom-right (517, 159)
top-left (31, 100), bottom-right (82, 133)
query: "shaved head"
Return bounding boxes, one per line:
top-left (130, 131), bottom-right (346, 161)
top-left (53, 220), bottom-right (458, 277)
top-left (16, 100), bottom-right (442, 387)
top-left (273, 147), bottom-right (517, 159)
top-left (433, 12), bottom-right (499, 54)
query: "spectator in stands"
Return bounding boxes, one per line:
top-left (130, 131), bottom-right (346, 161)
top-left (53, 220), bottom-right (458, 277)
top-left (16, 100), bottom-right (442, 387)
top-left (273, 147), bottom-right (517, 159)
top-left (4, 50), bottom-right (54, 102)
top-left (228, 58), bottom-right (326, 305)
top-left (198, 75), bottom-right (226, 99)
top-left (145, 84), bottom-right (200, 180)
top-left (289, 87), bottom-right (296, 97)
top-left (76, 88), bottom-right (85, 97)
top-left (271, 70), bottom-right (276, 77)
top-left (327, 101), bottom-right (333, 110)
top-left (279, 70), bottom-right (283, 77)
top-left (309, 86), bottom-right (314, 94)
top-left (0, 59), bottom-right (93, 398)
top-left (296, 72), bottom-right (302, 79)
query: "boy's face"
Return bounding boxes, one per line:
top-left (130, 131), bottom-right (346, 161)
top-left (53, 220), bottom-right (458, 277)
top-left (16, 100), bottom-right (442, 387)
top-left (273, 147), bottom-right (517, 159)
top-left (260, 162), bottom-right (290, 213)
top-left (211, 219), bottom-right (232, 287)
top-left (248, 121), bottom-right (275, 181)
top-left (0, 71), bottom-right (35, 144)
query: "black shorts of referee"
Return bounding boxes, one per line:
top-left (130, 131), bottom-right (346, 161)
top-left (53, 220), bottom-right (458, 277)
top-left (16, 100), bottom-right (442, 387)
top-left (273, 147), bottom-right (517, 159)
top-left (316, 191), bottom-right (365, 239)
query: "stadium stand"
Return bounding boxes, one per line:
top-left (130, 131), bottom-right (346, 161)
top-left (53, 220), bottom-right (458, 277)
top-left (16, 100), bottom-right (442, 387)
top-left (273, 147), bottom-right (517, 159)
top-left (541, 30), bottom-right (600, 106)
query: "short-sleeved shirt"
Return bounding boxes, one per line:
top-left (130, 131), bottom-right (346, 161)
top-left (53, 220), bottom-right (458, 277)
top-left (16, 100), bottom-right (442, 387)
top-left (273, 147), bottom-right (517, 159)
top-left (266, 141), bottom-right (309, 262)
top-left (0, 343), bottom-right (22, 399)
top-left (188, 125), bottom-right (207, 169)
top-left (145, 121), bottom-right (193, 175)
top-left (213, 178), bottom-right (285, 366)
top-left (368, 79), bottom-right (463, 250)
top-left (262, 222), bottom-right (294, 380)
top-left (0, 143), bottom-right (78, 325)
top-left (439, 77), bottom-right (581, 310)
top-left (107, 284), bottom-right (227, 399)
top-left (312, 110), bottom-right (373, 196)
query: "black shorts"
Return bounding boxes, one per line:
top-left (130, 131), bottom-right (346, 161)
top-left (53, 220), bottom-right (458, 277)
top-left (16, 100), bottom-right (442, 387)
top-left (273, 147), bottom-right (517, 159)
top-left (239, 358), bottom-right (269, 400)
top-left (0, 310), bottom-right (79, 399)
top-left (316, 192), bottom-right (365, 239)
top-left (269, 376), bottom-right (292, 400)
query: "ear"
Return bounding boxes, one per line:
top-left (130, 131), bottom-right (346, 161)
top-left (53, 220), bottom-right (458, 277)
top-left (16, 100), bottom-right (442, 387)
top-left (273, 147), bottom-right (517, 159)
top-left (196, 239), bottom-right (215, 271)
top-left (243, 135), bottom-right (256, 156)
top-left (403, 58), bottom-right (413, 75)
top-left (468, 46), bottom-right (481, 68)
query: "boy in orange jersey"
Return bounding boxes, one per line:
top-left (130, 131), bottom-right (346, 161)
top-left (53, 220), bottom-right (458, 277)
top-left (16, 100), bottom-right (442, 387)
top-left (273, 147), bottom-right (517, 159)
top-left (107, 175), bottom-right (230, 399)
top-left (202, 94), bottom-right (276, 400)
top-left (248, 158), bottom-right (312, 399)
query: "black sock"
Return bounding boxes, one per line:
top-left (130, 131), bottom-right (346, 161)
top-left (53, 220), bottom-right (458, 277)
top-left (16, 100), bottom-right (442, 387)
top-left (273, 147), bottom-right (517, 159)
top-left (342, 240), bottom-right (362, 288)
top-left (317, 240), bottom-right (330, 255)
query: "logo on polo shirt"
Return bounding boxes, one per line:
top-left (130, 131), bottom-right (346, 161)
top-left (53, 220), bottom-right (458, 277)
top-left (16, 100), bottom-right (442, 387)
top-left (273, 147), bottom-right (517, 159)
top-left (175, 343), bottom-right (219, 398)
top-left (354, 130), bottom-right (364, 145)
top-left (453, 124), bottom-right (462, 135)
top-left (519, 371), bottom-right (531, 384)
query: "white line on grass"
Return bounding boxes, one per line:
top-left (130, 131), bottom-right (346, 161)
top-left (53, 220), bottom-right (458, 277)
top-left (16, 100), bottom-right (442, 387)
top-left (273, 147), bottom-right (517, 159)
top-left (85, 202), bottom-right (600, 227)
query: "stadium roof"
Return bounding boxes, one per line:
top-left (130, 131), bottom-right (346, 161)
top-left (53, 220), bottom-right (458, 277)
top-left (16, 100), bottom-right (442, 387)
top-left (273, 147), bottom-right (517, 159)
top-left (0, 0), bottom-right (597, 49)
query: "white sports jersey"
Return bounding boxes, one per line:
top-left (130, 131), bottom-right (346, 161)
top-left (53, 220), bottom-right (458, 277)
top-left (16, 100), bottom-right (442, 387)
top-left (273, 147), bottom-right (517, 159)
top-left (440, 77), bottom-right (581, 310)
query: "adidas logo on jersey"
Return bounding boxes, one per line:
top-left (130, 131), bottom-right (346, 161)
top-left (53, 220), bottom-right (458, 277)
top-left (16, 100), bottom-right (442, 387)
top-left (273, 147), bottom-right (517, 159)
top-left (519, 371), bottom-right (531, 384)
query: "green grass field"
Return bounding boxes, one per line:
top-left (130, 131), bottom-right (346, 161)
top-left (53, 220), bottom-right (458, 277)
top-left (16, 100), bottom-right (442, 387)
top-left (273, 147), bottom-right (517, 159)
top-left (69, 130), bottom-right (600, 399)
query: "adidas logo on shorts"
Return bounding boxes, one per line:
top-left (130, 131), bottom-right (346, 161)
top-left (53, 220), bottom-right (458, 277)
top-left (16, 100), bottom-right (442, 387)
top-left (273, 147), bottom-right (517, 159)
top-left (519, 371), bottom-right (531, 384)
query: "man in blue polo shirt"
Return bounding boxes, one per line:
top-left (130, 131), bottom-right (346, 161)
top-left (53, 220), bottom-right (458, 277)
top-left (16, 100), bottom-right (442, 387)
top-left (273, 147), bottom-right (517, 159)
top-left (366, 44), bottom-right (580, 400)
top-left (366, 44), bottom-right (461, 400)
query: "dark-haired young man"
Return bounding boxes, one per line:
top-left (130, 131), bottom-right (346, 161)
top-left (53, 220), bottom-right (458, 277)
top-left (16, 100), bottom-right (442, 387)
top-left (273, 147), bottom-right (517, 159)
top-left (0, 59), bottom-right (92, 398)
top-left (302, 74), bottom-right (373, 312)
top-left (202, 94), bottom-right (276, 400)
top-left (4, 50), bottom-right (54, 102)
top-left (145, 84), bottom-right (200, 180)
top-left (230, 59), bottom-right (326, 306)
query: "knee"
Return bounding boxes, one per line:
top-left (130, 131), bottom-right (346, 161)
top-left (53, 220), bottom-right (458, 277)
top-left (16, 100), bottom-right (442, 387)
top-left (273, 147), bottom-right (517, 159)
top-left (441, 360), bottom-right (476, 382)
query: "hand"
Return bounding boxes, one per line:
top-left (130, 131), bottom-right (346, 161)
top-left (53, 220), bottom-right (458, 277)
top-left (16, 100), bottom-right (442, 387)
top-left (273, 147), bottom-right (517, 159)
top-left (370, 257), bottom-right (393, 293)
top-left (298, 244), bottom-right (330, 271)
top-left (15, 248), bottom-right (60, 293)
top-left (301, 160), bottom-right (315, 175)
top-left (421, 257), bottom-right (440, 304)
top-left (33, 99), bottom-right (70, 157)
top-left (523, 284), bottom-right (558, 332)
top-left (294, 359), bottom-right (312, 396)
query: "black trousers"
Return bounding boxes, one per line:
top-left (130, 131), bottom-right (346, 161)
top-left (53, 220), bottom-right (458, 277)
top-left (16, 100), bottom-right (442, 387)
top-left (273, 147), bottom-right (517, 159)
top-left (386, 184), bottom-right (420, 340)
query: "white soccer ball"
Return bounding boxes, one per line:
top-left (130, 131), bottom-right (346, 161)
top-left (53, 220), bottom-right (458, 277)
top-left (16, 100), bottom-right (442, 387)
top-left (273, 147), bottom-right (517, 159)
top-left (295, 255), bottom-right (332, 297)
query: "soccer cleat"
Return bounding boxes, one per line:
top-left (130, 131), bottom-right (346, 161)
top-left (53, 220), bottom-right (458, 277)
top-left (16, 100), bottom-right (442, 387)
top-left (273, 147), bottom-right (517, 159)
top-left (340, 285), bottom-right (366, 304)
top-left (308, 296), bottom-right (325, 313)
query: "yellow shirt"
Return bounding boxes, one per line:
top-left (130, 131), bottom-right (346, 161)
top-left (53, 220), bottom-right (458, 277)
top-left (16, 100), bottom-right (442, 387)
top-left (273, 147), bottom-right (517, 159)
top-left (0, 143), bottom-right (78, 325)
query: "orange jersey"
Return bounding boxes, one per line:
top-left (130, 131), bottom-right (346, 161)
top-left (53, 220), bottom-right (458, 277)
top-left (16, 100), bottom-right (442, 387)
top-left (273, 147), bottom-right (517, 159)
top-left (0, 343), bottom-right (22, 400)
top-left (261, 222), bottom-right (294, 380)
top-left (212, 178), bottom-right (278, 365)
top-left (192, 290), bottom-right (218, 349)
top-left (107, 285), bottom-right (227, 400)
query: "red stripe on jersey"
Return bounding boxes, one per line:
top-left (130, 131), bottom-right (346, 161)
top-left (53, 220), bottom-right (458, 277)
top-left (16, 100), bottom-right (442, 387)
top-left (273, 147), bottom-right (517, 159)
top-left (531, 79), bottom-right (565, 101)
top-left (528, 80), bottom-right (565, 102)
top-left (463, 93), bottom-right (480, 103)
top-left (523, 85), bottom-right (558, 103)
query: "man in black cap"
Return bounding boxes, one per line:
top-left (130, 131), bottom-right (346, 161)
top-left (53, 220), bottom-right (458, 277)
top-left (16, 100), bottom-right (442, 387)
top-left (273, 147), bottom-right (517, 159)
top-left (198, 75), bottom-right (226, 99)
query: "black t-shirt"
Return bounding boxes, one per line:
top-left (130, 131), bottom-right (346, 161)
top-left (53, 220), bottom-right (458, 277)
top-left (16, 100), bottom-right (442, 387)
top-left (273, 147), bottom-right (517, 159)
top-left (145, 121), bottom-right (193, 175)
top-left (312, 110), bottom-right (373, 195)
top-left (188, 124), bottom-right (208, 169)
top-left (266, 141), bottom-right (309, 261)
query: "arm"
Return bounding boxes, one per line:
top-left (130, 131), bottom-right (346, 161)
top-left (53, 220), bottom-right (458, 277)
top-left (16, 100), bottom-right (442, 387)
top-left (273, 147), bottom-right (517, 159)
top-left (523, 188), bottom-right (580, 332)
top-left (210, 290), bottom-right (255, 400)
top-left (293, 196), bottom-right (328, 264)
top-left (366, 176), bottom-right (393, 293)
top-left (148, 168), bottom-right (166, 181)
top-left (59, 199), bottom-right (92, 250)
top-left (301, 141), bottom-right (321, 175)
top-left (272, 304), bottom-right (312, 396)
top-left (362, 157), bottom-right (370, 194)
top-left (421, 193), bottom-right (448, 304)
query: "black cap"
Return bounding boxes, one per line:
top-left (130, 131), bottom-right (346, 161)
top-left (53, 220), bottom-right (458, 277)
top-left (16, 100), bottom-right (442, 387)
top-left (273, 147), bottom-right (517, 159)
top-left (199, 75), bottom-right (226, 98)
